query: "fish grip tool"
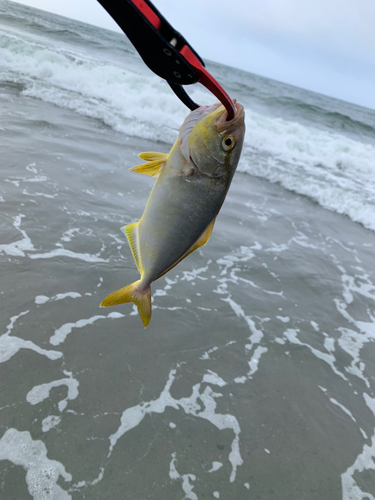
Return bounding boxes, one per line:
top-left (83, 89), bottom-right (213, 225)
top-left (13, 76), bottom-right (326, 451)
top-left (96, 0), bottom-right (236, 120)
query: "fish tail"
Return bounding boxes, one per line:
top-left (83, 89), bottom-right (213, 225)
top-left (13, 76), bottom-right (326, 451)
top-left (100, 280), bottom-right (151, 328)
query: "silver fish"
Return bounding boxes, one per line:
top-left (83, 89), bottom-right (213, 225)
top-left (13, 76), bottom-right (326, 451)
top-left (101, 101), bottom-right (245, 326)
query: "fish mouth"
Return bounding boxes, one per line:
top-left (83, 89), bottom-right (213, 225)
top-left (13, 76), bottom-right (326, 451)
top-left (216, 101), bottom-right (245, 132)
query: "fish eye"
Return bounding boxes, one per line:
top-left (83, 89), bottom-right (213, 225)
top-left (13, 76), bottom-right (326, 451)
top-left (222, 134), bottom-right (235, 151)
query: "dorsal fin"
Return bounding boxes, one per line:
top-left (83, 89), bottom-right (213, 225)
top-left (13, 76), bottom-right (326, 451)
top-left (123, 222), bottom-right (143, 274)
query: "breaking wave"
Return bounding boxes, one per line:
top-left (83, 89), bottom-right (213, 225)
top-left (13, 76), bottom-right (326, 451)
top-left (1, 23), bottom-right (374, 231)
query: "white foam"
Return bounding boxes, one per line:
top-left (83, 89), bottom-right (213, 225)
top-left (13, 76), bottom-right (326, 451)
top-left (200, 346), bottom-right (219, 360)
top-left (180, 264), bottom-right (210, 283)
top-left (247, 346), bottom-right (268, 378)
top-left (274, 338), bottom-right (285, 345)
top-left (0, 215), bottom-right (35, 257)
top-left (324, 337), bottom-right (335, 352)
top-left (265, 242), bottom-right (289, 253)
top-left (284, 328), bottom-right (347, 381)
top-left (61, 228), bottom-right (80, 242)
top-left (0, 216), bottom-right (105, 263)
top-left (331, 257), bottom-right (375, 387)
top-left (336, 303), bottom-right (374, 388)
top-left (240, 110), bottom-right (375, 231)
top-left (234, 376), bottom-right (247, 384)
top-left (169, 453), bottom-right (198, 500)
top-left (0, 29), bottom-right (211, 143)
top-left (277, 316), bottom-right (290, 323)
top-left (329, 398), bottom-right (356, 423)
top-left (0, 428), bottom-right (72, 499)
top-left (90, 467), bottom-right (105, 486)
top-left (26, 162), bottom-right (37, 173)
top-left (208, 462), bottom-right (223, 473)
top-left (29, 248), bottom-right (108, 263)
top-left (341, 395), bottom-right (375, 498)
top-left (53, 292), bottom-right (82, 301)
top-left (41, 416), bottom-right (61, 432)
top-left (22, 188), bottom-right (57, 199)
top-left (215, 246), bottom-right (281, 350)
top-left (220, 294), bottom-right (263, 349)
top-left (35, 295), bottom-right (50, 304)
top-left (0, 311), bottom-right (62, 364)
top-left (341, 433), bottom-right (375, 500)
top-left (26, 372), bottom-right (79, 412)
top-left (35, 292), bottom-right (82, 304)
top-left (49, 312), bottom-right (124, 346)
top-left (336, 261), bottom-right (375, 305)
top-left (202, 370), bottom-right (227, 387)
top-left (108, 367), bottom-right (242, 482)
top-left (360, 428), bottom-right (368, 440)
top-left (364, 394), bottom-right (375, 417)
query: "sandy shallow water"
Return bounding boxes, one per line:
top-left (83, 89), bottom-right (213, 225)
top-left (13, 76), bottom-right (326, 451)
top-left (1, 81), bottom-right (375, 499)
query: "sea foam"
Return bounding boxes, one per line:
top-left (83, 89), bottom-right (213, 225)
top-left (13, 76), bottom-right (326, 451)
top-left (1, 26), bottom-right (374, 231)
top-left (240, 112), bottom-right (375, 231)
top-left (0, 429), bottom-right (72, 499)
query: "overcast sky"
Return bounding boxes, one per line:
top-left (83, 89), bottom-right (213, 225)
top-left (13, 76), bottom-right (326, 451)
top-left (14, 0), bottom-right (375, 109)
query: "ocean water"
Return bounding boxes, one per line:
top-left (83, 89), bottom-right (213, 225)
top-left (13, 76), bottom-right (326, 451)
top-left (1, 1), bottom-right (375, 498)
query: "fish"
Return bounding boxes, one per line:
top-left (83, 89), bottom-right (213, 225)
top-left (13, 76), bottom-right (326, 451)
top-left (100, 101), bottom-right (245, 327)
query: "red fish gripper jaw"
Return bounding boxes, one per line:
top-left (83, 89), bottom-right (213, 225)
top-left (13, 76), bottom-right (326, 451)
top-left (97, 0), bottom-right (236, 120)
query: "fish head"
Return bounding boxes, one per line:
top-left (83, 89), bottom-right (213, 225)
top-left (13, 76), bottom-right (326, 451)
top-left (180, 101), bottom-right (245, 179)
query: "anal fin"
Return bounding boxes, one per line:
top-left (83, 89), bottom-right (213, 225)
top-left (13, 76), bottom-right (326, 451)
top-left (155, 217), bottom-right (216, 280)
top-left (185, 217), bottom-right (216, 257)
top-left (123, 222), bottom-right (143, 274)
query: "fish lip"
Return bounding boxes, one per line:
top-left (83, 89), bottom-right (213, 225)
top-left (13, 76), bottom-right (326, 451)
top-left (216, 102), bottom-right (245, 132)
top-left (189, 156), bottom-right (223, 179)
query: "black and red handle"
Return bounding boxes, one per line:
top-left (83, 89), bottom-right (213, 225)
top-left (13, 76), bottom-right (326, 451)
top-left (97, 0), bottom-right (236, 120)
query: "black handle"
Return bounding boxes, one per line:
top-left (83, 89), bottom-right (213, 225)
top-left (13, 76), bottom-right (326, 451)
top-left (97, 0), bottom-right (236, 118)
top-left (97, 0), bottom-right (203, 85)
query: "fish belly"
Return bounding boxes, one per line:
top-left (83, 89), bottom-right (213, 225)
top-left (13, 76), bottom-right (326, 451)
top-left (138, 171), bottom-right (227, 283)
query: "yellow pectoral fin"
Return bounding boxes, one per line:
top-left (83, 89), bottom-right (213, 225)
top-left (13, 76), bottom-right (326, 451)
top-left (129, 151), bottom-right (169, 178)
top-left (123, 221), bottom-right (143, 274)
top-left (129, 158), bottom-right (167, 178)
top-left (138, 152), bottom-right (168, 161)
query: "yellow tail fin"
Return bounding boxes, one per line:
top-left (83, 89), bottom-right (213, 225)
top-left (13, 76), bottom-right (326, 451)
top-left (100, 280), bottom-right (151, 328)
